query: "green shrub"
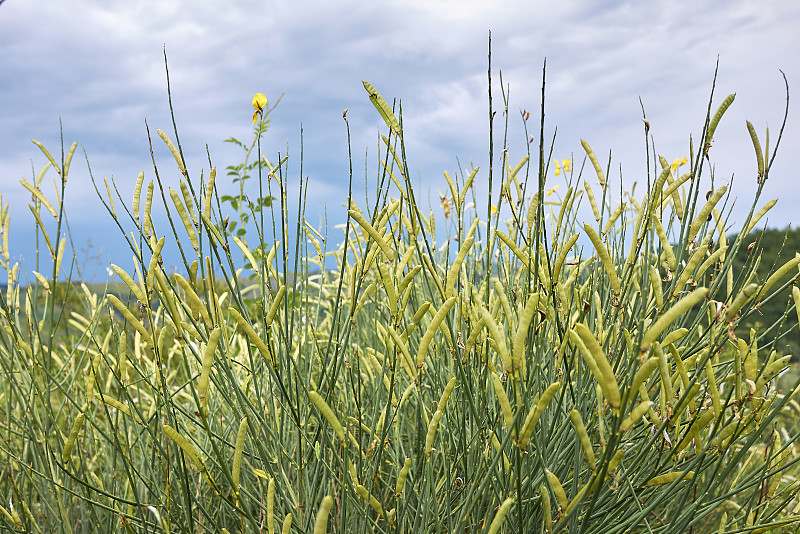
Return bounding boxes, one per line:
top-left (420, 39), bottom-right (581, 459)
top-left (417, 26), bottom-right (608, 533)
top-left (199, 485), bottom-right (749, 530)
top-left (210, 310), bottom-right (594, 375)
top-left (1, 62), bottom-right (800, 534)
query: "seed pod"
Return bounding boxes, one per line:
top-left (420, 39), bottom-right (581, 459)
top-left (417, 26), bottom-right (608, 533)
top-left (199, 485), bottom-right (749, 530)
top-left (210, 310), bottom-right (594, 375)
top-left (744, 199), bottom-right (777, 236)
top-left (197, 326), bottom-right (221, 407)
top-left (438, 376), bottom-right (457, 413)
top-left (445, 235), bottom-right (474, 298)
top-left (757, 253), bottom-right (800, 301)
top-left (619, 401), bottom-right (653, 433)
top-left (687, 185), bottom-right (727, 244)
top-left (512, 293), bottom-right (541, 371)
top-left (584, 181), bottom-right (600, 222)
top-left (581, 139), bottom-right (606, 187)
top-left (725, 283), bottom-right (759, 321)
top-left (640, 287), bottom-right (708, 351)
top-left (107, 294), bottom-right (154, 348)
top-left (630, 358), bottom-right (659, 400)
top-left (415, 296), bottom-right (456, 368)
top-left (541, 484), bottom-right (553, 533)
top-left (518, 382), bottom-right (560, 450)
top-left (705, 93), bottom-right (736, 147)
top-left (313, 495), bottom-right (334, 534)
top-left (62, 412), bottom-right (85, 463)
top-left (496, 229), bottom-right (531, 267)
top-left (574, 324), bottom-right (621, 411)
top-left (281, 514), bottom-right (292, 534)
top-left (143, 181), bottom-right (154, 238)
top-left (228, 307), bottom-right (274, 365)
top-left (486, 497), bottom-right (514, 534)
top-left (483, 308), bottom-right (512, 372)
top-left (266, 285), bottom-right (287, 329)
top-left (94, 393), bottom-right (132, 417)
top-left (746, 120), bottom-right (765, 178)
top-left (111, 264), bottom-right (147, 304)
top-left (398, 265), bottom-right (422, 296)
top-left (356, 484), bottom-right (384, 517)
top-left (648, 266), bottom-right (664, 310)
top-left (363, 81), bottom-right (402, 136)
top-left (309, 391), bottom-right (345, 442)
top-left (232, 417), bottom-right (248, 494)
top-left (146, 236), bottom-right (166, 295)
top-left (349, 209), bottom-right (393, 260)
top-left (491, 371), bottom-right (513, 429)
top-left (425, 410), bottom-right (444, 457)
top-left (675, 410), bottom-right (716, 453)
top-left (670, 235), bottom-right (712, 297)
top-left (644, 471), bottom-right (695, 487)
top-left (584, 223), bottom-right (621, 294)
top-left (267, 476), bottom-right (275, 533)
top-left (387, 325), bottom-right (417, 381)
top-left (170, 188), bottom-right (199, 252)
top-left (570, 410), bottom-right (596, 470)
top-left (545, 469), bottom-right (567, 510)
top-left (203, 167), bottom-right (216, 219)
top-left (463, 317), bottom-right (487, 357)
top-left (163, 424), bottom-right (206, 473)
top-left (552, 234), bottom-right (579, 282)
top-left (395, 457), bottom-right (412, 497)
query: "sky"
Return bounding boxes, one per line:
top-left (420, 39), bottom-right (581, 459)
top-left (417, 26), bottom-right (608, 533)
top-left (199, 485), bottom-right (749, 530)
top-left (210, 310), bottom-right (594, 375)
top-left (1, 0), bottom-right (799, 282)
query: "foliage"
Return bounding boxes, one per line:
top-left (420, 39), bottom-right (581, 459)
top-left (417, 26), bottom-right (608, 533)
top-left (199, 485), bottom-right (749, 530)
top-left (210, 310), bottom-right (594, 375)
top-left (1, 60), bottom-right (800, 534)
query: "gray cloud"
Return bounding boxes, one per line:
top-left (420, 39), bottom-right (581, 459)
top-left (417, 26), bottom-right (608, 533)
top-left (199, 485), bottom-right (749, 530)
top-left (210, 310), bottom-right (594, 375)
top-left (1, 0), bottom-right (798, 278)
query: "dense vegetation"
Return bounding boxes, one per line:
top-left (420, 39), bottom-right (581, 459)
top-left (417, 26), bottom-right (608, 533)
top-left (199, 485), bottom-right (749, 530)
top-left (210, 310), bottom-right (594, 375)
top-left (1, 62), bottom-right (800, 534)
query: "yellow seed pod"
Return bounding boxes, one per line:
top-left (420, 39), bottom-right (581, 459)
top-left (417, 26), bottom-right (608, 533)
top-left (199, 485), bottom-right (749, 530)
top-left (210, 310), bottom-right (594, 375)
top-left (395, 457), bottom-right (412, 497)
top-left (757, 253), bottom-right (800, 301)
top-left (157, 128), bottom-right (187, 176)
top-left (111, 264), bottom-right (147, 305)
top-left (512, 292), bottom-right (540, 372)
top-left (648, 266), bottom-right (664, 310)
top-left (438, 376), bottom-right (457, 413)
top-left (518, 382), bottom-right (560, 450)
top-left (146, 236), bottom-right (166, 295)
top-left (62, 412), bottom-right (86, 463)
top-left (169, 188), bottom-right (199, 252)
top-left (228, 307), bottom-right (274, 365)
top-left (541, 484), bottom-right (552, 532)
top-left (495, 229), bottom-right (531, 267)
top-left (348, 209), bottom-right (393, 260)
top-left (552, 234), bottom-right (579, 282)
top-left (675, 410), bottom-right (716, 454)
top-left (313, 495), bottom-right (334, 534)
top-left (398, 265), bottom-right (422, 296)
top-left (415, 296), bottom-right (456, 368)
top-left (386, 325), bottom-right (417, 381)
top-left (746, 120), bottom-right (765, 178)
top-left (107, 294), bottom-right (154, 348)
top-left (644, 471), bottom-right (695, 487)
top-left (445, 235), bottom-right (474, 298)
top-left (266, 285), bottom-right (287, 329)
top-left (651, 216), bottom-right (676, 271)
top-left (574, 323), bottom-right (620, 411)
top-left (687, 185), bottom-right (728, 244)
top-left (670, 235), bottom-right (712, 296)
top-left (94, 393), bottom-right (132, 417)
top-left (232, 417), bottom-right (248, 494)
top-left (584, 181), bottom-right (600, 222)
top-left (281, 514), bottom-right (292, 534)
top-left (545, 469), bottom-right (567, 510)
top-left (486, 497), bottom-right (514, 534)
top-left (197, 326), bottom-right (221, 407)
top-left (267, 476), bottom-right (275, 533)
top-left (425, 410), bottom-right (444, 457)
top-left (483, 308), bottom-right (512, 373)
top-left (619, 401), bottom-right (653, 432)
top-left (308, 391), bottom-right (345, 442)
top-left (356, 485), bottom-right (384, 517)
top-left (584, 223), bottom-right (621, 294)
top-left (143, 181), bottom-right (154, 238)
top-left (203, 167), bottom-right (216, 219)
top-left (725, 282), bottom-right (758, 321)
top-left (163, 424), bottom-right (206, 473)
top-left (744, 199), bottom-right (777, 236)
top-left (705, 93), bottom-right (736, 147)
top-left (640, 287), bottom-right (708, 351)
top-left (570, 409), bottom-right (596, 470)
top-left (581, 139), bottom-right (606, 187)
top-left (491, 371), bottom-right (513, 429)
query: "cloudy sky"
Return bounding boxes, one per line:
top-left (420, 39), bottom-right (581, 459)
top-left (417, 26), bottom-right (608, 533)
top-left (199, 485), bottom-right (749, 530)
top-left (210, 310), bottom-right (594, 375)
top-left (1, 0), bottom-right (798, 281)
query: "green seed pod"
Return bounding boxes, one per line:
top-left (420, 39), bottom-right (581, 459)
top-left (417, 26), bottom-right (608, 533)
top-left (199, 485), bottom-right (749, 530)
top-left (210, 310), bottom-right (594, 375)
top-left (581, 139), bottom-right (606, 187)
top-left (62, 412), bottom-right (85, 463)
top-left (197, 326), bottom-right (221, 407)
top-left (445, 235), bottom-right (474, 298)
top-left (228, 307), bottom-right (274, 365)
top-left (107, 294), bottom-right (154, 348)
top-left (281, 514), bottom-right (292, 534)
top-left (584, 181), bottom-right (600, 222)
top-left (584, 223), bottom-right (621, 294)
top-left (687, 185), bottom-right (728, 244)
top-left (267, 476), bottom-right (275, 534)
top-left (356, 484), bottom-right (384, 517)
top-left (575, 324), bottom-right (621, 411)
top-left (232, 417), bottom-right (248, 494)
top-left (602, 202), bottom-right (626, 236)
top-left (483, 308), bottom-right (512, 373)
top-left (163, 424), bottom-right (206, 474)
top-left (394, 457), bottom-right (413, 499)
top-left (640, 287), bottom-right (708, 351)
top-left (619, 401), bottom-right (653, 432)
top-left (309, 391), bottom-right (345, 442)
top-left (486, 497), bottom-right (514, 534)
top-left (512, 292), bottom-right (540, 371)
top-left (756, 253), bottom-right (800, 301)
top-left (649, 266), bottom-right (664, 310)
top-left (744, 199), bottom-right (777, 236)
top-left (169, 188), bottom-right (199, 252)
top-left (203, 167), bottom-right (216, 219)
top-left (518, 382), bottom-right (560, 450)
top-left (424, 410), bottom-right (444, 457)
top-left (552, 234), bottom-right (579, 282)
top-left (545, 469), bottom-right (567, 510)
top-left (644, 470), bottom-right (694, 486)
top-left (157, 129), bottom-right (187, 176)
top-left (111, 264), bottom-right (147, 305)
top-left (146, 236), bottom-right (166, 295)
top-left (313, 495), bottom-right (334, 534)
top-left (705, 93), bottom-right (736, 147)
top-left (143, 181), bottom-right (154, 239)
top-left (541, 484), bottom-right (552, 533)
top-left (725, 283), bottom-right (759, 321)
top-left (491, 371), bottom-right (513, 429)
top-left (415, 296), bottom-right (456, 368)
top-left (746, 120), bottom-right (765, 178)
top-left (349, 209), bottom-right (393, 260)
top-left (266, 285), bottom-right (287, 329)
top-left (363, 81), bottom-right (402, 136)
top-left (496, 229), bottom-right (531, 267)
top-left (570, 409), bottom-right (596, 470)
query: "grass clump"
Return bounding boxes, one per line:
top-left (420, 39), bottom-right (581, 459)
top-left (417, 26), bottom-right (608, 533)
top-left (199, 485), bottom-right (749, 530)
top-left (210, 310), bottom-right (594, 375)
top-left (1, 56), bottom-right (800, 534)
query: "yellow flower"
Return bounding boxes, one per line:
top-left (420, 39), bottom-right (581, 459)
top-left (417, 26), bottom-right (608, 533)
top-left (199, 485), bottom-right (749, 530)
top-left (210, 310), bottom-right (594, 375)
top-left (546, 185), bottom-right (561, 197)
top-left (554, 160), bottom-right (561, 176)
top-left (670, 156), bottom-right (688, 172)
top-left (252, 93), bottom-right (267, 124)
top-left (562, 159), bottom-right (572, 173)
